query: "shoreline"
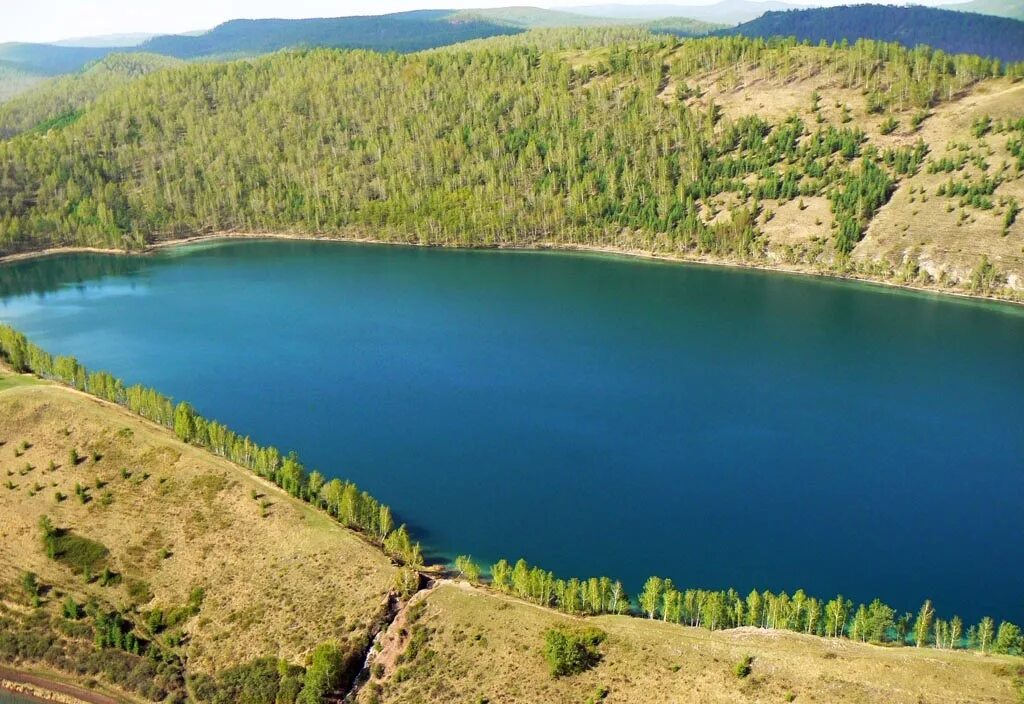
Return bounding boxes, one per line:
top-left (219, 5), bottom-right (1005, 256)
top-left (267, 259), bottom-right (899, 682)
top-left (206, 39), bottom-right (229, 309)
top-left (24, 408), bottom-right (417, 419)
top-left (1, 230), bottom-right (1021, 309)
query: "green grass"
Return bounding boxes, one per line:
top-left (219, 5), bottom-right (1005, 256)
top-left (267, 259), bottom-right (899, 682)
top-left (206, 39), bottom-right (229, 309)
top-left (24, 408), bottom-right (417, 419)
top-left (0, 373), bottom-right (43, 391)
top-left (50, 530), bottom-right (110, 575)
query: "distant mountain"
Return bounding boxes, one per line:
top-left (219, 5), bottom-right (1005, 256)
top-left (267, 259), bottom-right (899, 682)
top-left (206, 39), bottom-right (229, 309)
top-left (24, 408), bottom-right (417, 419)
top-left (939, 0), bottom-right (1024, 21)
top-left (646, 16), bottom-right (728, 35)
top-left (452, 6), bottom-right (724, 34)
top-left (557, 2), bottom-right (808, 24)
top-left (137, 11), bottom-right (522, 58)
top-left (0, 43), bottom-right (125, 76)
top-left (723, 5), bottom-right (1024, 63)
top-left (0, 53), bottom-right (181, 138)
top-left (450, 7), bottom-right (625, 27)
top-left (0, 61), bottom-right (44, 103)
top-left (0, 11), bottom-right (524, 84)
top-left (52, 33), bottom-right (159, 48)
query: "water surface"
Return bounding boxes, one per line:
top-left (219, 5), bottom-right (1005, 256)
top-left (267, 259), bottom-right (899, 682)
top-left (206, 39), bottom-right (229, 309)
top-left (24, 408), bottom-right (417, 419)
top-left (2, 239), bottom-right (1022, 623)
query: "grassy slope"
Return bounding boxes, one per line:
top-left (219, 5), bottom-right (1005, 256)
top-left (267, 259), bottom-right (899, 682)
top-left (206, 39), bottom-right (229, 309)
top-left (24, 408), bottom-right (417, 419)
top-left (359, 583), bottom-right (1020, 703)
top-left (0, 378), bottom-right (396, 678)
top-left (641, 44), bottom-right (1024, 293)
top-left (0, 372), bottom-right (1019, 702)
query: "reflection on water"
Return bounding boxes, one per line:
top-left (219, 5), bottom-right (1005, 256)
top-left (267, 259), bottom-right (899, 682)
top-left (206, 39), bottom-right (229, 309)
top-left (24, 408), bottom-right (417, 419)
top-left (0, 253), bottom-right (149, 299)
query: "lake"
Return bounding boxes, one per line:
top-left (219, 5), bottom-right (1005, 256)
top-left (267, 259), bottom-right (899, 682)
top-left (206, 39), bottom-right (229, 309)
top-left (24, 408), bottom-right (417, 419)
top-left (2, 239), bottom-right (1022, 624)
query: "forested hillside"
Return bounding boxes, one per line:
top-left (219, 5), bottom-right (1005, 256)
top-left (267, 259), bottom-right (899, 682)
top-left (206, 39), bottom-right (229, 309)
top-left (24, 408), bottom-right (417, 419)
top-left (0, 63), bottom-right (42, 103)
top-left (942, 0), bottom-right (1024, 22)
top-left (1, 32), bottom-right (1022, 297)
top-left (0, 43), bottom-right (116, 76)
top-left (138, 12), bottom-right (522, 58)
top-left (451, 7), bottom-right (724, 34)
top-left (0, 53), bottom-right (181, 138)
top-left (724, 5), bottom-right (1024, 62)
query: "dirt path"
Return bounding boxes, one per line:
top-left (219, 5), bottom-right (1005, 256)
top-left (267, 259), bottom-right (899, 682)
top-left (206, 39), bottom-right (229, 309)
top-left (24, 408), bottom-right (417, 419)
top-left (0, 666), bottom-right (122, 704)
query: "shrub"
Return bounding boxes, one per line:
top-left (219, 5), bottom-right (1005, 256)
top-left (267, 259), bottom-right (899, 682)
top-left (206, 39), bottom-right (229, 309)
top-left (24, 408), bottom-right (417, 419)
top-left (734, 654), bottom-right (754, 679)
top-left (543, 627), bottom-right (606, 678)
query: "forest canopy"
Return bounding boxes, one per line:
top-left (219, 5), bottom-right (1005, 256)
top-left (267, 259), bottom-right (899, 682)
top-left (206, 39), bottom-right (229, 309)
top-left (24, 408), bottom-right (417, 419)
top-left (0, 33), bottom-right (1018, 265)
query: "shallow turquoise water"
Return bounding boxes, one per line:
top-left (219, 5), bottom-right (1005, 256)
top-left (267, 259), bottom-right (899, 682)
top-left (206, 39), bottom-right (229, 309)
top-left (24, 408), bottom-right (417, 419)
top-left (2, 239), bottom-right (1022, 623)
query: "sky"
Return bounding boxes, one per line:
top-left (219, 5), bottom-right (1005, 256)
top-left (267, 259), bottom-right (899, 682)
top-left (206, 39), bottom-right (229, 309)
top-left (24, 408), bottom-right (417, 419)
top-left (0, 0), bottom-right (964, 44)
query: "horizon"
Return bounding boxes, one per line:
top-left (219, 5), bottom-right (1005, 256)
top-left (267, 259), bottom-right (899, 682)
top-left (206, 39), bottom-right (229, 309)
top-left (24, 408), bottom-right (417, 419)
top-left (0, 0), bottom-right (972, 44)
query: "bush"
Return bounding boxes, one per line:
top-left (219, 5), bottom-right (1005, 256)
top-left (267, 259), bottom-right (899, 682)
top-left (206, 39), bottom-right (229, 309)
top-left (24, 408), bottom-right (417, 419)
top-left (734, 654), bottom-right (754, 679)
top-left (543, 627), bottom-right (606, 678)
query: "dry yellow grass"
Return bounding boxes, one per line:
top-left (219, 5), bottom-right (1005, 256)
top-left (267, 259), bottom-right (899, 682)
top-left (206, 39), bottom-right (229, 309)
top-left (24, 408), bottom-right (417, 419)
top-left (857, 80), bottom-right (1024, 287)
top-left (657, 48), bottom-right (1024, 296)
top-left (361, 583), bottom-right (1021, 704)
top-left (2, 375), bottom-right (1021, 703)
top-left (0, 379), bottom-right (396, 675)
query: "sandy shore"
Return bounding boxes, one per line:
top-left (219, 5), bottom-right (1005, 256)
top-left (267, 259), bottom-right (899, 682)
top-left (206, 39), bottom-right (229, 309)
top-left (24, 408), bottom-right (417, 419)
top-left (0, 666), bottom-right (120, 704)
top-left (1, 230), bottom-right (1021, 308)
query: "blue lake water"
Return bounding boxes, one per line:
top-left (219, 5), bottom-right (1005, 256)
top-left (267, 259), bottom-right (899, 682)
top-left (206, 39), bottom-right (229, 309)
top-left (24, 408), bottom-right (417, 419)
top-left (2, 239), bottom-right (1022, 624)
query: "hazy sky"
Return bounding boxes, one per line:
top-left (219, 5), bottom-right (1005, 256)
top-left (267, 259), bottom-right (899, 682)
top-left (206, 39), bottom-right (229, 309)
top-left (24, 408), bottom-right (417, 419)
top-left (1, 0), bottom-right (961, 44)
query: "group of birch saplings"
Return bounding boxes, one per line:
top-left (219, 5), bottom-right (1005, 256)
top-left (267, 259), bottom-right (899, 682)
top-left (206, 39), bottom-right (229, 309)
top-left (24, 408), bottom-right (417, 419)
top-left (1, 324), bottom-right (1020, 655)
top-left (456, 555), bottom-right (1021, 653)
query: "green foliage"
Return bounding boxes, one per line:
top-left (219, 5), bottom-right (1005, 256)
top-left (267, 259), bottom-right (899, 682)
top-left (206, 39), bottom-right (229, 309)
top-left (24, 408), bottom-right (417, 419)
top-left (0, 53), bottom-right (183, 139)
top-left (733, 654), bottom-right (754, 679)
top-left (192, 656), bottom-right (295, 704)
top-left (543, 627), bottom-right (606, 677)
top-left (489, 557), bottom-right (630, 616)
top-left (42, 520), bottom-right (109, 576)
top-left (1003, 198), bottom-right (1020, 235)
top-left (0, 36), bottom-right (1015, 260)
top-left (62, 595), bottom-right (80, 619)
top-left (996, 621), bottom-right (1023, 655)
top-left (0, 601), bottom-right (186, 700)
top-left (298, 640), bottom-right (361, 704)
top-left (832, 158), bottom-right (895, 254)
top-left (454, 555), bottom-right (482, 583)
top-left (914, 600), bottom-right (935, 647)
top-left (970, 255), bottom-right (1001, 293)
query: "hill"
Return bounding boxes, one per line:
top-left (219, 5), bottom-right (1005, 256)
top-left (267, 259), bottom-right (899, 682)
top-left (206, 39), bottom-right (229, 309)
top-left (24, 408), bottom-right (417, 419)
top-left (1, 32), bottom-right (1022, 301)
top-left (0, 43), bottom-right (123, 76)
top-left (557, 1), bottom-right (808, 24)
top-left (1, 370), bottom-right (1021, 703)
top-left (0, 376), bottom-right (398, 701)
top-left (0, 63), bottom-right (43, 104)
top-left (450, 6), bottom-right (627, 27)
top-left (941, 0), bottom-right (1024, 21)
top-left (451, 6), bottom-right (723, 34)
top-left (52, 33), bottom-right (160, 48)
top-left (0, 11), bottom-right (526, 94)
top-left (137, 11), bottom-right (523, 58)
top-left (723, 5), bottom-right (1024, 62)
top-left (0, 53), bottom-right (182, 139)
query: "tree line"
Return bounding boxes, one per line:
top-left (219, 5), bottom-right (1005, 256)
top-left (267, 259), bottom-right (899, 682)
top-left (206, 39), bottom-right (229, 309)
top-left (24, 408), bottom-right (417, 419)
top-left (0, 323), bottom-right (422, 568)
top-left (2, 323), bottom-right (1021, 656)
top-left (465, 555), bottom-right (1022, 654)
